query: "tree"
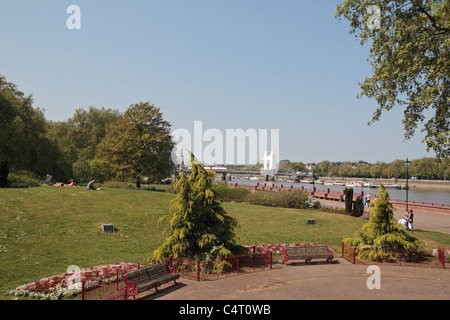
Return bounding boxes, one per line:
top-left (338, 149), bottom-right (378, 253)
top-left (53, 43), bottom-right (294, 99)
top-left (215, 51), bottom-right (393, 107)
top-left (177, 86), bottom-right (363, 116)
top-left (388, 159), bottom-right (407, 179)
top-left (336, 1), bottom-right (449, 158)
top-left (344, 187), bottom-right (354, 213)
top-left (68, 107), bottom-right (120, 160)
top-left (284, 161), bottom-right (306, 173)
top-left (338, 163), bottom-right (352, 177)
top-left (343, 184), bottom-right (423, 261)
top-left (316, 160), bottom-right (331, 176)
top-left (370, 161), bottom-right (386, 178)
top-left (0, 75), bottom-right (67, 181)
top-left (0, 160), bottom-right (8, 188)
top-left (153, 154), bottom-right (246, 260)
top-left (409, 157), bottom-right (439, 179)
top-left (354, 196), bottom-right (365, 215)
top-left (437, 157), bottom-right (450, 179)
top-left (96, 102), bottom-right (175, 184)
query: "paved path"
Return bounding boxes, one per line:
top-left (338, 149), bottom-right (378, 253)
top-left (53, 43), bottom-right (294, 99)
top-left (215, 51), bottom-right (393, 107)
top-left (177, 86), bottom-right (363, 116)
top-left (139, 259), bottom-right (449, 301)
top-left (320, 199), bottom-right (450, 234)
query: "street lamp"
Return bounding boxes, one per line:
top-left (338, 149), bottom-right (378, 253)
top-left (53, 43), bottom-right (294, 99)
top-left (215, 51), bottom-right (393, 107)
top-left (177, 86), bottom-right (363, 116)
top-left (404, 158), bottom-right (411, 211)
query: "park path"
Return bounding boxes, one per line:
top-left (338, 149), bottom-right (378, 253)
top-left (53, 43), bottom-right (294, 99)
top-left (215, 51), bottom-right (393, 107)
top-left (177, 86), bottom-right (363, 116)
top-left (320, 199), bottom-right (450, 234)
top-left (139, 258), bottom-right (449, 300)
top-left (135, 199), bottom-right (450, 303)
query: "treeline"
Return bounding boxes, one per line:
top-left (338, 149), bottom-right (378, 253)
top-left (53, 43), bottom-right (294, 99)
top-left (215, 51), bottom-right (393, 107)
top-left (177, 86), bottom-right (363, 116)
top-left (0, 75), bottom-right (174, 187)
top-left (282, 158), bottom-right (450, 180)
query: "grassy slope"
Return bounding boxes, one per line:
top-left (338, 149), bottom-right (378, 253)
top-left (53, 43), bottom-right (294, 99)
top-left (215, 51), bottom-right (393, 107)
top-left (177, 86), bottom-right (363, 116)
top-left (1, 186), bottom-right (449, 298)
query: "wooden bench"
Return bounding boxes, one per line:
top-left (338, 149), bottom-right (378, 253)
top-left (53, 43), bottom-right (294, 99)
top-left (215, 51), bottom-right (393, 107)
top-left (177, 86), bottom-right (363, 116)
top-left (282, 245), bottom-right (334, 265)
top-left (122, 263), bottom-right (179, 299)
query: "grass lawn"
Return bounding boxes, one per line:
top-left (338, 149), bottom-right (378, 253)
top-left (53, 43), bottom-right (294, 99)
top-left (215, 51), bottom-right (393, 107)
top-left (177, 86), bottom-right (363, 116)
top-left (1, 185), bottom-right (449, 299)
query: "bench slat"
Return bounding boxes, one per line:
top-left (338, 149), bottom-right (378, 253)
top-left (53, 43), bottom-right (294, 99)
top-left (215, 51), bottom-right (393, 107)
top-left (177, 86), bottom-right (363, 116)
top-left (282, 245), bottom-right (334, 265)
top-left (123, 263), bottom-right (179, 299)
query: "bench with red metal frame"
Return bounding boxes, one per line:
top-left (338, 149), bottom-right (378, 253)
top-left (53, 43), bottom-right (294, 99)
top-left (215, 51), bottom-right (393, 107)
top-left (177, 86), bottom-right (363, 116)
top-left (282, 245), bottom-right (334, 265)
top-left (122, 263), bottom-right (179, 299)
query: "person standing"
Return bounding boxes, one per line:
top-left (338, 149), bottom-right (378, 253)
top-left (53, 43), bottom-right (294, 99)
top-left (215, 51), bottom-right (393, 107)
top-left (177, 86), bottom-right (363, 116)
top-left (366, 193), bottom-right (371, 207)
top-left (408, 210), bottom-right (415, 230)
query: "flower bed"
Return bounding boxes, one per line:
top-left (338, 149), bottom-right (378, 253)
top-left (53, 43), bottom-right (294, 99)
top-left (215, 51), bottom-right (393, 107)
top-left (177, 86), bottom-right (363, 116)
top-left (9, 262), bottom-right (139, 300)
top-left (432, 248), bottom-right (450, 258)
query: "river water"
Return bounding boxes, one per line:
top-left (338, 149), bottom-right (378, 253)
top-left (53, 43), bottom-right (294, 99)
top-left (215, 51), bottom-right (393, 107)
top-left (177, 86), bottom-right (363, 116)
top-left (227, 178), bottom-right (450, 206)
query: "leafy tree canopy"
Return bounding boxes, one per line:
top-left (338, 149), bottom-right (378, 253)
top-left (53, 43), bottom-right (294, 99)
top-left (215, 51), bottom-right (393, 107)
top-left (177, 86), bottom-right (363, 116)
top-left (336, 0), bottom-right (449, 158)
top-left (96, 102), bottom-right (175, 183)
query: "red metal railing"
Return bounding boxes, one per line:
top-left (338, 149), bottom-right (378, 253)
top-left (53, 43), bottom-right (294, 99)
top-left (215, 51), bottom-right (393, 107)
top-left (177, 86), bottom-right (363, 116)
top-left (341, 243), bottom-right (355, 264)
top-left (438, 247), bottom-right (446, 269)
top-left (169, 253), bottom-right (272, 282)
top-left (81, 262), bottom-right (149, 300)
top-left (82, 280), bottom-right (127, 300)
top-left (341, 243), bottom-right (447, 268)
top-left (389, 199), bottom-right (450, 208)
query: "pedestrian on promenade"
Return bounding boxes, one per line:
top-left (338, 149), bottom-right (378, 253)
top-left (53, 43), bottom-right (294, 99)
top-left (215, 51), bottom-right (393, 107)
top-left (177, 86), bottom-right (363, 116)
top-left (399, 210), bottom-right (411, 229)
top-left (408, 210), bottom-right (415, 230)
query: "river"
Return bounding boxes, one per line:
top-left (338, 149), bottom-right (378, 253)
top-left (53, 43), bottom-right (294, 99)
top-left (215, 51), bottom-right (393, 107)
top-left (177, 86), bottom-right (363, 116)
top-left (227, 178), bottom-right (450, 206)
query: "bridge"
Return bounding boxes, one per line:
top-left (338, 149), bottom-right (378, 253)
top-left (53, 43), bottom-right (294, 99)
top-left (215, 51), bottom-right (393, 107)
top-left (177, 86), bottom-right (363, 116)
top-left (176, 163), bottom-right (311, 181)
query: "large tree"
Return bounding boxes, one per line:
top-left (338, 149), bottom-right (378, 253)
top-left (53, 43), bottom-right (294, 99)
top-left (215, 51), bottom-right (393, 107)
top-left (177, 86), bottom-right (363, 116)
top-left (96, 102), bottom-right (174, 183)
top-left (336, 0), bottom-right (449, 158)
top-left (0, 75), bottom-right (66, 181)
top-left (68, 107), bottom-right (120, 160)
top-left (153, 154), bottom-right (246, 260)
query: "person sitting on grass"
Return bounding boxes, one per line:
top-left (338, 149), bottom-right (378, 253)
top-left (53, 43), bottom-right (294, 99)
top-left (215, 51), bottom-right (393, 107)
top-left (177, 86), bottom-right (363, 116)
top-left (86, 179), bottom-right (97, 190)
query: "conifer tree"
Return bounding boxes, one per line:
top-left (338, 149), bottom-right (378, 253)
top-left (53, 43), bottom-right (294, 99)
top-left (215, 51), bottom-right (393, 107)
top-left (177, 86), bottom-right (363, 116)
top-left (344, 187), bottom-right (353, 213)
top-left (343, 184), bottom-right (423, 261)
top-left (154, 154), bottom-right (247, 260)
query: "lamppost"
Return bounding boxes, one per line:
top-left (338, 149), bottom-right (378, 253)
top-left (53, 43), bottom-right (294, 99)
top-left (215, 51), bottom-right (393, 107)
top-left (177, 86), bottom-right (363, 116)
top-left (404, 158), bottom-right (411, 211)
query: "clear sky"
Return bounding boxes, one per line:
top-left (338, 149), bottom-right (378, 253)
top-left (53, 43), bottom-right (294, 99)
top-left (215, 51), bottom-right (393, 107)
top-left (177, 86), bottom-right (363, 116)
top-left (0, 0), bottom-right (435, 164)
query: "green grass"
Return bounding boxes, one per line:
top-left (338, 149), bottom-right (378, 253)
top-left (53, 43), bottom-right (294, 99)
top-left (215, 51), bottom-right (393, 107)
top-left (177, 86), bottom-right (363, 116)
top-left (1, 185), bottom-right (449, 299)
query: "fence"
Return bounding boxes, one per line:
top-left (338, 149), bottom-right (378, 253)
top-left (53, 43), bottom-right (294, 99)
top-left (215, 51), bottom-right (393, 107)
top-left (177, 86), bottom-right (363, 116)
top-left (82, 280), bottom-right (127, 300)
top-left (81, 262), bottom-right (152, 300)
top-left (341, 243), bottom-right (447, 268)
top-left (438, 247), bottom-right (447, 269)
top-left (169, 253), bottom-right (272, 282)
top-left (390, 199), bottom-right (450, 208)
top-left (341, 243), bottom-right (356, 264)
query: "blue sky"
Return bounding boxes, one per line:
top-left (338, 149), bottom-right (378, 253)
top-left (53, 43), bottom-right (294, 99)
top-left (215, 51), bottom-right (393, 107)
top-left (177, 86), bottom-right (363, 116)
top-left (0, 0), bottom-right (434, 163)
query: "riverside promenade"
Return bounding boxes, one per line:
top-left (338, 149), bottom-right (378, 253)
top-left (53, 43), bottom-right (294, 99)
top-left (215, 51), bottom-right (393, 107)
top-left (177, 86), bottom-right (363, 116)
top-left (228, 182), bottom-right (450, 216)
top-left (319, 199), bottom-right (450, 234)
top-left (228, 182), bottom-right (450, 234)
